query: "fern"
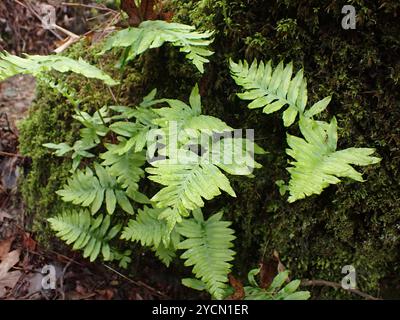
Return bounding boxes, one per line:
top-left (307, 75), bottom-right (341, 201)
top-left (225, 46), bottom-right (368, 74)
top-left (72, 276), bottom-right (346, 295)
top-left (230, 59), bottom-right (308, 127)
top-left (145, 86), bottom-right (262, 230)
top-left (121, 206), bottom-right (180, 266)
top-left (286, 116), bottom-right (381, 202)
top-left (244, 269), bottom-right (310, 300)
top-left (48, 209), bottom-right (122, 262)
top-left (101, 20), bottom-right (214, 73)
top-left (177, 210), bottom-right (236, 300)
top-left (146, 149), bottom-right (236, 216)
top-left (110, 90), bottom-right (160, 155)
top-left (72, 106), bottom-right (111, 145)
top-left (100, 144), bottom-right (147, 200)
top-left (0, 51), bottom-right (118, 85)
top-left (56, 163), bottom-right (134, 214)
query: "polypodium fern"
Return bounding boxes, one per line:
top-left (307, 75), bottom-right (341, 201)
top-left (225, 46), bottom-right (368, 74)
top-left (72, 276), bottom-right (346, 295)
top-left (121, 206), bottom-right (180, 266)
top-left (146, 149), bottom-right (236, 216)
top-left (0, 51), bottom-right (118, 85)
top-left (100, 144), bottom-right (148, 203)
top-left (177, 210), bottom-right (236, 300)
top-left (146, 85), bottom-right (262, 230)
top-left (56, 163), bottom-right (134, 215)
top-left (48, 209), bottom-right (121, 262)
top-left (244, 269), bottom-right (310, 300)
top-left (230, 59), bottom-right (308, 127)
top-left (100, 20), bottom-right (214, 73)
top-left (286, 116), bottom-right (381, 202)
top-left (44, 107), bottom-right (110, 172)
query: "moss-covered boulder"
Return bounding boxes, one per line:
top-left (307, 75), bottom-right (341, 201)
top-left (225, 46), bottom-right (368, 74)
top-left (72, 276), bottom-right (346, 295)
top-left (19, 0), bottom-right (400, 299)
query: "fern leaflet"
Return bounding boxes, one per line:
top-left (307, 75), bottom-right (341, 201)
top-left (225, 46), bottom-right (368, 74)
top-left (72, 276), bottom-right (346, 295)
top-left (286, 116), bottom-right (381, 202)
top-left (48, 209), bottom-right (122, 262)
top-left (56, 163), bottom-right (134, 214)
top-left (230, 59), bottom-right (308, 127)
top-left (101, 20), bottom-right (214, 73)
top-left (244, 269), bottom-right (310, 300)
top-left (0, 51), bottom-right (118, 85)
top-left (177, 210), bottom-right (236, 300)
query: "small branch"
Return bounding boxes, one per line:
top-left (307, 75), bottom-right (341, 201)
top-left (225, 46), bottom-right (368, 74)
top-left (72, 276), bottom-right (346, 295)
top-left (61, 2), bottom-right (119, 14)
top-left (0, 151), bottom-right (24, 158)
top-left (103, 264), bottom-right (169, 299)
top-left (301, 279), bottom-right (381, 300)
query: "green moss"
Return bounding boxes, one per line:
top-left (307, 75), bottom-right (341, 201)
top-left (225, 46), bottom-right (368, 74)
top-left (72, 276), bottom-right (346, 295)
top-left (19, 0), bottom-right (400, 299)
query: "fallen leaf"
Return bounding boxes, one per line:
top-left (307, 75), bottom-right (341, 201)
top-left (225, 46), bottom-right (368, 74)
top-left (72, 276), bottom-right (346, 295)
top-left (0, 270), bottom-right (21, 297)
top-left (259, 259), bottom-right (278, 289)
top-left (0, 249), bottom-right (21, 297)
top-left (227, 274), bottom-right (245, 300)
top-left (96, 288), bottom-right (115, 300)
top-left (121, 0), bottom-right (172, 26)
top-left (0, 237), bottom-right (14, 259)
top-left (22, 233), bottom-right (37, 251)
top-left (0, 210), bottom-right (12, 222)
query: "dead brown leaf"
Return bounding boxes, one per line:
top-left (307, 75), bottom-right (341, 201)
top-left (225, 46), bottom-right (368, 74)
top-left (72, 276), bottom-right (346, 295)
top-left (121, 0), bottom-right (173, 26)
top-left (22, 233), bottom-right (37, 251)
top-left (227, 274), bottom-right (245, 300)
top-left (0, 210), bottom-right (12, 222)
top-left (0, 237), bottom-right (14, 259)
top-left (0, 249), bottom-right (21, 297)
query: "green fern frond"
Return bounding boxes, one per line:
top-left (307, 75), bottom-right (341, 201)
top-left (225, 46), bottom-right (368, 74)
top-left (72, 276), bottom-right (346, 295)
top-left (43, 140), bottom-right (96, 172)
top-left (177, 210), bottom-right (236, 300)
top-left (286, 116), bottom-right (381, 202)
top-left (101, 20), bottom-right (214, 73)
top-left (230, 59), bottom-right (308, 127)
top-left (153, 242), bottom-right (177, 267)
top-left (0, 51), bottom-right (118, 85)
top-left (154, 85), bottom-right (232, 133)
top-left (146, 149), bottom-right (236, 218)
top-left (48, 209), bottom-right (122, 262)
top-left (100, 145), bottom-right (146, 191)
top-left (56, 163), bottom-right (135, 214)
top-left (72, 106), bottom-right (111, 145)
top-left (121, 206), bottom-right (180, 266)
top-left (244, 269), bottom-right (310, 300)
top-left (121, 206), bottom-right (173, 247)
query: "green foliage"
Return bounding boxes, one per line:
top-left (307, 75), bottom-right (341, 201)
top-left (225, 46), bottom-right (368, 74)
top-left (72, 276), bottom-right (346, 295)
top-left (244, 269), bottom-right (310, 300)
top-left (286, 117), bottom-right (381, 202)
top-left (230, 59), bottom-right (307, 127)
top-left (101, 20), bottom-right (214, 73)
top-left (147, 150), bottom-right (236, 219)
top-left (231, 58), bottom-right (381, 202)
top-left (177, 210), bottom-right (236, 300)
top-left (19, 1), bottom-right (400, 300)
top-left (56, 164), bottom-right (134, 215)
top-left (145, 85), bottom-right (261, 230)
top-left (121, 206), bottom-right (180, 267)
top-left (48, 209), bottom-right (121, 262)
top-left (0, 51), bottom-right (118, 85)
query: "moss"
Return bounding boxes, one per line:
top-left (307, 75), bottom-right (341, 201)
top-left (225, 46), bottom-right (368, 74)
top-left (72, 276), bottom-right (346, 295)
top-left (19, 0), bottom-right (400, 299)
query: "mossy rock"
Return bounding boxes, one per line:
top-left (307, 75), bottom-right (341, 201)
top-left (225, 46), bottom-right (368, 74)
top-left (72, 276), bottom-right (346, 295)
top-left (19, 0), bottom-right (400, 299)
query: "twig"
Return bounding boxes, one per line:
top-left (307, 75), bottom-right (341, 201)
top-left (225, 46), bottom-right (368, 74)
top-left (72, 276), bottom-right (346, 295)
top-left (301, 279), bottom-right (381, 300)
top-left (0, 151), bottom-right (24, 158)
top-left (103, 264), bottom-right (169, 299)
top-left (59, 260), bottom-right (72, 300)
top-left (13, 0), bottom-right (63, 40)
top-left (61, 2), bottom-right (119, 14)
